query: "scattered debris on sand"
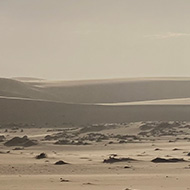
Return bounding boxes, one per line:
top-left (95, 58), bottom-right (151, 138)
top-left (151, 157), bottom-right (186, 163)
top-left (79, 123), bottom-right (117, 134)
top-left (13, 147), bottom-right (24, 150)
top-left (82, 182), bottom-right (94, 185)
top-left (4, 136), bottom-right (37, 147)
top-left (138, 121), bottom-right (185, 137)
top-left (60, 178), bottom-right (70, 182)
top-left (35, 153), bottom-right (47, 159)
top-left (103, 155), bottom-right (136, 163)
top-left (55, 139), bottom-right (89, 145)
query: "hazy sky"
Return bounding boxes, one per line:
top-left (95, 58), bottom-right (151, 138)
top-left (1, 0), bottom-right (190, 80)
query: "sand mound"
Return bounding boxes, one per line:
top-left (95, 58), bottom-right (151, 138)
top-left (2, 77), bottom-right (190, 125)
top-left (4, 136), bottom-right (37, 147)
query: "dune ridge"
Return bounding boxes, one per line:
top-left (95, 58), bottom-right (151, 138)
top-left (12, 77), bottom-right (190, 104)
top-left (1, 77), bottom-right (190, 126)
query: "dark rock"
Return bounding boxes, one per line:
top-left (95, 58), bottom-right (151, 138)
top-left (60, 178), bottom-right (69, 182)
top-left (151, 157), bottom-right (186, 163)
top-left (36, 153), bottom-right (47, 159)
top-left (173, 148), bottom-right (181, 151)
top-left (54, 160), bottom-right (68, 165)
top-left (187, 152), bottom-right (190, 156)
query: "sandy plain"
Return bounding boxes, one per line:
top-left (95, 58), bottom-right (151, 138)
top-left (1, 122), bottom-right (190, 190)
top-left (1, 77), bottom-right (190, 189)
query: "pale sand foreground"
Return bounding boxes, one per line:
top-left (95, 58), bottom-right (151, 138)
top-left (1, 124), bottom-right (190, 190)
top-left (1, 143), bottom-right (190, 190)
top-left (1, 174), bottom-right (190, 190)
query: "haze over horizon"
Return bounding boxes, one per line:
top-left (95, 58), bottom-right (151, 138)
top-left (1, 0), bottom-right (190, 80)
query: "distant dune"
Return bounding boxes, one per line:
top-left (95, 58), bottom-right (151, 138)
top-left (12, 77), bottom-right (190, 103)
top-left (0, 78), bottom-right (57, 101)
top-left (1, 77), bottom-right (190, 126)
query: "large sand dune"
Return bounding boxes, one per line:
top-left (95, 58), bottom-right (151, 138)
top-left (1, 77), bottom-right (190, 126)
top-left (10, 77), bottom-right (190, 103)
top-left (1, 96), bottom-right (190, 126)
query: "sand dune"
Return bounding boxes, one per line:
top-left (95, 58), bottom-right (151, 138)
top-left (0, 78), bottom-right (58, 101)
top-left (1, 96), bottom-right (190, 126)
top-left (12, 77), bottom-right (190, 104)
top-left (1, 77), bottom-right (190, 125)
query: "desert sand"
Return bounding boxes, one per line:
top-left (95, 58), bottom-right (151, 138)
top-left (1, 122), bottom-right (190, 190)
top-left (1, 77), bottom-right (190, 189)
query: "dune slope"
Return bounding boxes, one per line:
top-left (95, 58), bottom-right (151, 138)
top-left (1, 96), bottom-right (190, 126)
top-left (15, 77), bottom-right (190, 103)
top-left (0, 78), bottom-right (57, 101)
top-left (1, 77), bottom-right (190, 126)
